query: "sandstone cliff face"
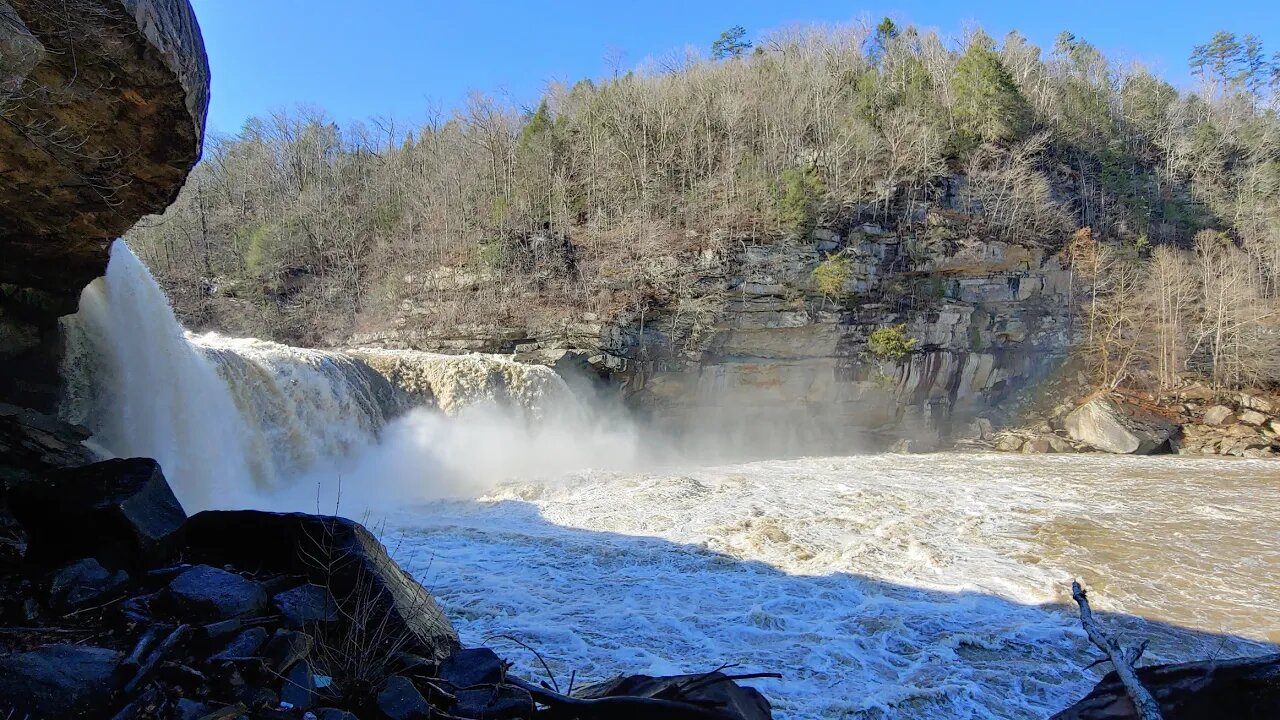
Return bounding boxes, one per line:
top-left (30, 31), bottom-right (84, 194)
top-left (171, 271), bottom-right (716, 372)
top-left (609, 227), bottom-right (1073, 452)
top-left (354, 213), bottom-right (1077, 453)
top-left (0, 0), bottom-right (209, 408)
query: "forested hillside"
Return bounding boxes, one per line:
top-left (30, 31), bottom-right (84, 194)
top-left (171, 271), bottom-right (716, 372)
top-left (127, 21), bottom-right (1280, 392)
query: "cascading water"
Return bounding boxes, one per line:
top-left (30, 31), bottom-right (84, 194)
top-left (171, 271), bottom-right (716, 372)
top-left (192, 335), bottom-right (405, 482)
top-left (59, 241), bottom-right (262, 509)
top-left (58, 240), bottom-right (625, 511)
top-left (52, 242), bottom-right (1280, 720)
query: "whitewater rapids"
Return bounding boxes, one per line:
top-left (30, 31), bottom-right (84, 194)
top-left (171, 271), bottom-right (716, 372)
top-left (391, 453), bottom-right (1279, 719)
top-left (56, 242), bottom-right (1280, 718)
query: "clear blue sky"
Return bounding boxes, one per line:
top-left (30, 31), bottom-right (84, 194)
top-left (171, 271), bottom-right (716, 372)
top-left (191, 0), bottom-right (1278, 138)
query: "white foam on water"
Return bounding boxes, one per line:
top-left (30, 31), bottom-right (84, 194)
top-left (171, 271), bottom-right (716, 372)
top-left (387, 453), bottom-right (1280, 719)
top-left (59, 242), bottom-right (634, 510)
top-left (58, 242), bottom-right (1280, 719)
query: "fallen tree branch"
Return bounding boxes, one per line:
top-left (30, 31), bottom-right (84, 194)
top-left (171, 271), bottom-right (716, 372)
top-left (122, 624), bottom-right (189, 695)
top-left (1071, 581), bottom-right (1162, 720)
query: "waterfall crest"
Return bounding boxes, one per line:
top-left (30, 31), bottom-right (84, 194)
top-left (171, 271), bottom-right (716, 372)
top-left (349, 348), bottom-right (581, 421)
top-left (58, 241), bottom-right (614, 512)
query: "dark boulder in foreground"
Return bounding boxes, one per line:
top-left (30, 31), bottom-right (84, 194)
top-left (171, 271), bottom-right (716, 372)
top-left (47, 557), bottom-right (129, 611)
top-left (9, 457), bottom-right (187, 568)
top-left (166, 564), bottom-right (267, 619)
top-left (183, 510), bottom-right (460, 660)
top-left (0, 644), bottom-right (122, 718)
top-left (1053, 653), bottom-right (1280, 719)
top-left (574, 671), bottom-right (774, 720)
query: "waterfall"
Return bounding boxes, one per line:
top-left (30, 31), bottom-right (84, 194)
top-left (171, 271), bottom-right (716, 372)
top-left (60, 242), bottom-right (261, 510)
top-left (58, 241), bottom-right (625, 512)
top-left (192, 335), bottom-right (407, 482)
top-left (348, 348), bottom-right (581, 421)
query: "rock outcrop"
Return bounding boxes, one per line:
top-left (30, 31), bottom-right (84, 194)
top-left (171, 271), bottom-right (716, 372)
top-left (0, 0), bottom-right (210, 409)
top-left (1063, 395), bottom-right (1178, 454)
top-left (355, 216), bottom-right (1076, 453)
top-left (183, 510), bottom-right (461, 661)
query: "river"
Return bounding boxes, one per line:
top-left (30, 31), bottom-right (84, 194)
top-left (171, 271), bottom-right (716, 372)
top-left (388, 453), bottom-right (1279, 719)
top-left (63, 241), bottom-right (1280, 719)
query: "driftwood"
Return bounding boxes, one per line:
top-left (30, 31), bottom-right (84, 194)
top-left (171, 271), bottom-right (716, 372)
top-left (122, 624), bottom-right (190, 695)
top-left (1071, 581), bottom-right (1162, 720)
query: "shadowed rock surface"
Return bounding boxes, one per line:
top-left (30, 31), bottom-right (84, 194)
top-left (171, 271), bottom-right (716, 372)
top-left (0, 0), bottom-right (209, 408)
top-left (1053, 653), bottom-right (1280, 720)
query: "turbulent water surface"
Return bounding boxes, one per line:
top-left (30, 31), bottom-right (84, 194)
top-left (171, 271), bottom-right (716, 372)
top-left (63, 242), bottom-right (1280, 719)
top-left (389, 454), bottom-right (1280, 719)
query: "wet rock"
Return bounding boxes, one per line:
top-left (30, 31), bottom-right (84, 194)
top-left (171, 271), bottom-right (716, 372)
top-left (175, 699), bottom-right (216, 720)
top-left (576, 672), bottom-right (772, 720)
top-left (262, 628), bottom-right (313, 673)
top-left (281, 661), bottom-right (317, 711)
top-left (211, 626), bottom-right (269, 661)
top-left (314, 709), bottom-right (360, 720)
top-left (1064, 395), bottom-right (1178, 454)
top-left (0, 403), bottom-right (93, 481)
top-left (439, 647), bottom-right (505, 689)
top-left (1053, 652), bottom-right (1280, 720)
top-left (453, 685), bottom-right (534, 719)
top-left (184, 511), bottom-right (459, 660)
top-left (0, 644), bottom-right (121, 717)
top-left (9, 457), bottom-right (186, 567)
top-left (167, 565), bottom-right (267, 619)
top-left (377, 675), bottom-right (430, 720)
top-left (47, 557), bottom-right (128, 611)
top-left (273, 583), bottom-right (339, 629)
top-left (236, 686), bottom-right (278, 711)
top-left (0, 511), bottom-right (27, 566)
top-left (1203, 405), bottom-right (1235, 426)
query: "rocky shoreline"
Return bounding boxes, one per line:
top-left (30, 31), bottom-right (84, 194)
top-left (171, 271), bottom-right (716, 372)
top-left (0, 405), bottom-right (773, 719)
top-left (973, 386), bottom-right (1280, 460)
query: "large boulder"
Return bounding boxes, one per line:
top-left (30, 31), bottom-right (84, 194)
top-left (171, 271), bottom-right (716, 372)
top-left (0, 644), bottom-right (122, 717)
top-left (183, 511), bottom-right (460, 660)
top-left (166, 564), bottom-right (268, 619)
top-left (47, 557), bottom-right (129, 611)
top-left (0, 403), bottom-right (94, 482)
top-left (8, 457), bottom-right (187, 567)
top-left (1202, 405), bottom-right (1235, 426)
top-left (574, 672), bottom-right (773, 720)
top-left (0, 404), bottom-right (94, 564)
top-left (0, 0), bottom-right (209, 409)
top-left (1064, 395), bottom-right (1178, 454)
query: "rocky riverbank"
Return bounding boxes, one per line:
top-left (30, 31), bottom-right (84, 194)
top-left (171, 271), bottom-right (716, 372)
top-left (0, 405), bottom-right (773, 719)
top-left (974, 382), bottom-right (1280, 459)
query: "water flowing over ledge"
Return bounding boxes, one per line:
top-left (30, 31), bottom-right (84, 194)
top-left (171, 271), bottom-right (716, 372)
top-left (58, 241), bottom-right (608, 511)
